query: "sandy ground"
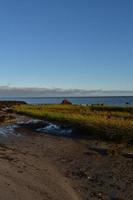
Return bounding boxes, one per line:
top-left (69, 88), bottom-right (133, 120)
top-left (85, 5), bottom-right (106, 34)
top-left (0, 114), bottom-right (133, 200)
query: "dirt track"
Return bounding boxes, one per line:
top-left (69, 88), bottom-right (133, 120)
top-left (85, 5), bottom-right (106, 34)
top-left (0, 142), bottom-right (80, 200)
top-left (0, 114), bottom-right (133, 200)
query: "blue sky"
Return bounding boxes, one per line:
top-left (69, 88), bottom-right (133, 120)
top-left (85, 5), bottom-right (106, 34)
top-left (0, 0), bottom-right (133, 96)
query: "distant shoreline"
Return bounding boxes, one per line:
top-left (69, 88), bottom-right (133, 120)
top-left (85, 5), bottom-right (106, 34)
top-left (0, 96), bottom-right (133, 98)
top-left (0, 96), bottom-right (133, 106)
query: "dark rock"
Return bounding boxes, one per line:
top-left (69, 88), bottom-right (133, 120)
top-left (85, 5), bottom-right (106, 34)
top-left (111, 198), bottom-right (124, 200)
top-left (61, 99), bottom-right (72, 105)
top-left (72, 169), bottom-right (87, 178)
top-left (0, 101), bottom-right (27, 110)
top-left (0, 115), bottom-right (6, 122)
top-left (122, 152), bottom-right (133, 159)
top-left (89, 147), bottom-right (108, 156)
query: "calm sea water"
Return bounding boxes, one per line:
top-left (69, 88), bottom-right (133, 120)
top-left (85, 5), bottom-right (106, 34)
top-left (0, 96), bottom-right (133, 106)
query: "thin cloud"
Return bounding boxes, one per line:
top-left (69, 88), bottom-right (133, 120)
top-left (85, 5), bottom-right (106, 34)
top-left (0, 86), bottom-right (132, 97)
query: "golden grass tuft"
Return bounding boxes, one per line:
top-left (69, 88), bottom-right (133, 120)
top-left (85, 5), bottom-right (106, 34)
top-left (14, 104), bottom-right (133, 143)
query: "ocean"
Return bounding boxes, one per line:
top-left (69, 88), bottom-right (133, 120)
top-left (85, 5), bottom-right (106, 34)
top-left (0, 96), bottom-right (133, 106)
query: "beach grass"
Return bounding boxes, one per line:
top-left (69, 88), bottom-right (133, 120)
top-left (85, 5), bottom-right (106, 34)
top-left (14, 104), bottom-right (133, 143)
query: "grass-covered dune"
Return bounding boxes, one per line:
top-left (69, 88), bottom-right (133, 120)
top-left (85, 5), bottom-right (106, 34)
top-left (15, 104), bottom-right (133, 143)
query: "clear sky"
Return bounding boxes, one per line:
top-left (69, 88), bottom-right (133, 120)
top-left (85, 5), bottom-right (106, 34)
top-left (0, 0), bottom-right (133, 94)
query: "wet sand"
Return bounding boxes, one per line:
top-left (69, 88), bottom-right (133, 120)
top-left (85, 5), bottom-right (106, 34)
top-left (0, 113), bottom-right (133, 200)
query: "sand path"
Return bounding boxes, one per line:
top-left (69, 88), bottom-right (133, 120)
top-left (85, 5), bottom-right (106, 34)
top-left (0, 114), bottom-right (133, 200)
top-left (0, 142), bottom-right (81, 200)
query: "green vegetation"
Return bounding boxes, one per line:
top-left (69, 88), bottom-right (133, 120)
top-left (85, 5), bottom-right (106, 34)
top-left (15, 104), bottom-right (133, 143)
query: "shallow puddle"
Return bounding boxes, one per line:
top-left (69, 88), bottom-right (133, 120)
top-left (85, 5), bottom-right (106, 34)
top-left (0, 118), bottom-right (73, 138)
top-left (37, 122), bottom-right (72, 137)
top-left (0, 124), bottom-right (20, 137)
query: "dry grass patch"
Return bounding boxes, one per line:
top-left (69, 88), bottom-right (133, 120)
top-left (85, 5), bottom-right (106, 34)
top-left (14, 104), bottom-right (133, 143)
